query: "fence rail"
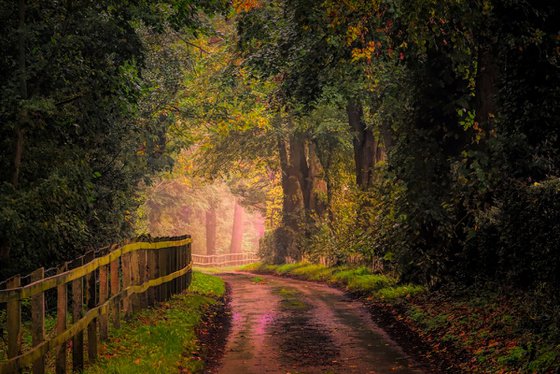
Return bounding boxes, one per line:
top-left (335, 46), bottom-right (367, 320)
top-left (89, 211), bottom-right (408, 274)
top-left (0, 235), bottom-right (193, 374)
top-left (192, 252), bottom-right (259, 267)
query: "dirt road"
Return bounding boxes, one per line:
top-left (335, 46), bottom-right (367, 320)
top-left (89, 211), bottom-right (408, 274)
top-left (210, 273), bottom-right (424, 374)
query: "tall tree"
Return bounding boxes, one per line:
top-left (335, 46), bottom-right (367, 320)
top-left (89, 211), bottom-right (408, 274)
top-left (230, 201), bottom-right (245, 254)
top-left (205, 207), bottom-right (217, 255)
top-left (0, 0), bottom-right (227, 277)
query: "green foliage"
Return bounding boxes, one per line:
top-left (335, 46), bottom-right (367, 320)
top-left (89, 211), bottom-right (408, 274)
top-left (0, 0), bottom-right (227, 278)
top-left (526, 349), bottom-right (559, 373)
top-left (497, 346), bottom-right (528, 366)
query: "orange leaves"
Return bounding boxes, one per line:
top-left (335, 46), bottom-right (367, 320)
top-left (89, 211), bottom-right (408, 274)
top-left (351, 41), bottom-right (382, 63)
top-left (233, 0), bottom-right (261, 13)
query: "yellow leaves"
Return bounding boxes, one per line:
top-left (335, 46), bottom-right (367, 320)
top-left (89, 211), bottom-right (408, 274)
top-left (351, 41), bottom-right (380, 63)
top-left (233, 0), bottom-right (261, 13)
top-left (346, 24), bottom-right (365, 45)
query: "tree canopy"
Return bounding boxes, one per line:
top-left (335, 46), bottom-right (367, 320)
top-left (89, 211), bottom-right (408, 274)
top-left (1, 0), bottom-right (559, 310)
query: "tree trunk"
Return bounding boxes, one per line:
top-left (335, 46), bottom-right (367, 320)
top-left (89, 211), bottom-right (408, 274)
top-left (289, 134), bottom-right (310, 210)
top-left (276, 132), bottom-right (303, 263)
top-left (347, 100), bottom-right (376, 190)
top-left (205, 207), bottom-right (217, 256)
top-left (230, 201), bottom-right (244, 254)
top-left (306, 141), bottom-right (327, 217)
top-left (278, 133), bottom-right (304, 227)
top-left (475, 46), bottom-right (498, 135)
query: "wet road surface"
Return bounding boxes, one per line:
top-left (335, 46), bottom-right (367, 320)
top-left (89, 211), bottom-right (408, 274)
top-left (212, 272), bottom-right (424, 374)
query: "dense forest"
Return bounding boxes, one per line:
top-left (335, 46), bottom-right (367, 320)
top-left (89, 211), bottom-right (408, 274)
top-left (1, 0), bottom-right (559, 370)
top-left (2, 0), bottom-right (559, 305)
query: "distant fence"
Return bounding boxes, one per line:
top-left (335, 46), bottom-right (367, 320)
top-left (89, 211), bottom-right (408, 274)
top-left (192, 252), bottom-right (259, 267)
top-left (0, 235), bottom-right (192, 374)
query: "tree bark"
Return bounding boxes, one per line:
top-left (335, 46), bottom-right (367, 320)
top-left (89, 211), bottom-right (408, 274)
top-left (229, 201), bottom-right (244, 254)
top-left (278, 133), bottom-right (304, 227)
top-left (205, 207), bottom-right (217, 256)
top-left (347, 100), bottom-right (376, 190)
top-left (306, 141), bottom-right (327, 217)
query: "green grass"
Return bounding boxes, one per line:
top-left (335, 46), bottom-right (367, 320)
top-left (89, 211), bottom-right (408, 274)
top-left (194, 264), bottom-right (258, 274)
top-left (290, 264), bottom-right (335, 281)
top-left (346, 274), bottom-right (394, 293)
top-left (189, 271), bottom-right (226, 297)
top-left (85, 271), bottom-right (225, 374)
top-left (274, 263), bottom-right (308, 274)
top-left (329, 267), bottom-right (371, 284)
top-left (375, 284), bottom-right (426, 299)
top-left (241, 262), bottom-right (425, 301)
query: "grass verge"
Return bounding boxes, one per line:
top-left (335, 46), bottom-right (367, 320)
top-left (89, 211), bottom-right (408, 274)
top-left (240, 262), bottom-right (423, 300)
top-left (85, 271), bottom-right (225, 374)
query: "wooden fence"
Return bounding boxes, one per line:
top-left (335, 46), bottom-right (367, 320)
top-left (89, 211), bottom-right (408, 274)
top-left (0, 235), bottom-right (192, 374)
top-left (192, 252), bottom-right (258, 267)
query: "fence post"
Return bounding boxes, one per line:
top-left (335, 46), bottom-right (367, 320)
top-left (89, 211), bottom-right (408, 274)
top-left (171, 246), bottom-right (177, 295)
top-left (147, 248), bottom-right (157, 305)
top-left (171, 247), bottom-right (177, 296)
top-left (121, 251), bottom-right (132, 317)
top-left (7, 275), bottom-right (22, 361)
top-left (130, 250), bottom-right (140, 312)
top-left (186, 241), bottom-right (192, 289)
top-left (179, 245), bottom-right (185, 292)
top-left (85, 251), bottom-right (98, 363)
top-left (165, 247), bottom-right (171, 298)
top-left (72, 258), bottom-right (84, 372)
top-left (56, 264), bottom-right (68, 374)
top-left (109, 251), bottom-right (121, 329)
top-left (159, 247), bottom-right (168, 301)
top-left (99, 259), bottom-right (109, 341)
top-left (31, 267), bottom-right (46, 374)
top-left (138, 249), bottom-right (147, 308)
